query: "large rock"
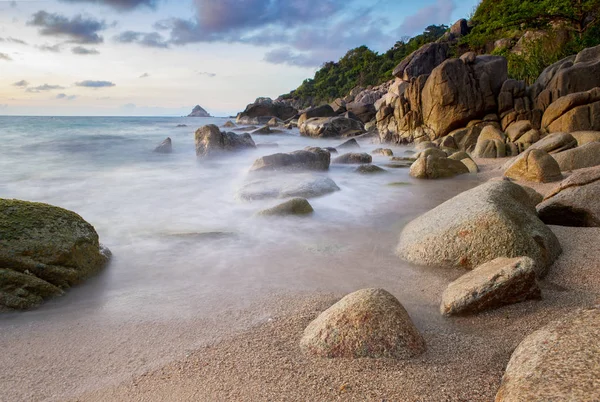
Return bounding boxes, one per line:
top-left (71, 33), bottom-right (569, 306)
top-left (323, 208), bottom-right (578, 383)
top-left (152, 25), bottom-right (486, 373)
top-left (300, 288), bottom-right (426, 359)
top-left (393, 42), bottom-right (449, 80)
top-left (237, 174), bottom-right (340, 201)
top-left (542, 87), bottom-right (600, 133)
top-left (258, 198), bottom-right (314, 217)
top-left (195, 125), bottom-right (256, 157)
top-left (153, 137), bottom-right (172, 154)
top-left (441, 257), bottom-right (541, 316)
top-left (300, 116), bottom-right (365, 138)
top-left (495, 308), bottom-right (600, 401)
top-left (297, 105), bottom-right (336, 128)
top-left (396, 181), bottom-right (562, 276)
top-left (332, 153), bottom-right (372, 164)
top-left (472, 137), bottom-right (506, 158)
top-left (504, 149), bottom-right (562, 183)
top-left (528, 132), bottom-right (577, 154)
top-left (345, 101), bottom-right (376, 123)
top-left (0, 199), bottom-right (110, 310)
top-left (250, 147), bottom-right (330, 172)
top-left (409, 155), bottom-right (469, 179)
top-left (571, 130), bottom-right (600, 145)
top-left (236, 97), bottom-right (297, 125)
top-left (552, 141), bottom-right (600, 171)
top-left (187, 105), bottom-right (211, 117)
top-left (537, 166), bottom-right (600, 227)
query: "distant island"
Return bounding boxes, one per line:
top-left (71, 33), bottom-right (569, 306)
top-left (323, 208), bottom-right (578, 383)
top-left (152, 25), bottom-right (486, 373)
top-left (187, 105), bottom-right (211, 117)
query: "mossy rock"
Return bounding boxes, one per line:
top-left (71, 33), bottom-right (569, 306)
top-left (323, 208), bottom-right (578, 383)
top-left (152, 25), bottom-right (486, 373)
top-left (0, 199), bottom-right (110, 310)
top-left (258, 198), bottom-right (314, 217)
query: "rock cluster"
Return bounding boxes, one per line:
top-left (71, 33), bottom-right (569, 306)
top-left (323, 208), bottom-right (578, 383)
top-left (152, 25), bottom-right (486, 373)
top-left (195, 124), bottom-right (256, 157)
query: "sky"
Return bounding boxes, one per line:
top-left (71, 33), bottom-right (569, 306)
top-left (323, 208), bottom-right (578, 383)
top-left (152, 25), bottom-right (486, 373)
top-left (0, 0), bottom-right (480, 116)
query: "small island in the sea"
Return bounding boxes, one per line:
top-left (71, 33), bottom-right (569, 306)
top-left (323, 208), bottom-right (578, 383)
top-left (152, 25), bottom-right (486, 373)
top-left (187, 105), bottom-right (211, 117)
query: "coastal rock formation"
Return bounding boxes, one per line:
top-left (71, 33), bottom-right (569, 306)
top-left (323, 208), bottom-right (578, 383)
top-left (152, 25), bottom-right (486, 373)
top-left (300, 288), bottom-right (426, 359)
top-left (332, 153), bottom-right (372, 164)
top-left (236, 97), bottom-right (297, 125)
top-left (537, 166), bottom-right (600, 227)
top-left (542, 87), bottom-right (600, 133)
top-left (237, 174), bottom-right (340, 200)
top-left (396, 181), bottom-right (562, 276)
top-left (0, 199), bottom-right (110, 310)
top-left (300, 116), bottom-right (365, 138)
top-left (297, 105), bottom-right (336, 127)
top-left (552, 141), bottom-right (600, 171)
top-left (393, 42), bottom-right (449, 80)
top-left (440, 257), bottom-right (541, 316)
top-left (258, 198), bottom-right (314, 216)
top-left (409, 155), bottom-right (469, 179)
top-left (495, 308), bottom-right (600, 401)
top-left (153, 137), bottom-right (172, 154)
top-left (504, 149), bottom-right (562, 183)
top-left (250, 147), bottom-right (331, 172)
top-left (528, 132), bottom-right (577, 154)
top-left (195, 125), bottom-right (256, 157)
top-left (187, 105), bottom-right (211, 117)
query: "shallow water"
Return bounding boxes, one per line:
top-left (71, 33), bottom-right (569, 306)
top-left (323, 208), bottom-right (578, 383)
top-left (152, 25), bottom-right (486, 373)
top-left (0, 116), bottom-right (484, 400)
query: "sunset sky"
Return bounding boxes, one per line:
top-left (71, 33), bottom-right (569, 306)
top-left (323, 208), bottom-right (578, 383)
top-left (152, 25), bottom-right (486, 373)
top-left (0, 0), bottom-right (479, 116)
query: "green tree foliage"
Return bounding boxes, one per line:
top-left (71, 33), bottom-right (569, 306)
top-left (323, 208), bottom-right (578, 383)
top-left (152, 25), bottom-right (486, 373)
top-left (283, 25), bottom-right (448, 106)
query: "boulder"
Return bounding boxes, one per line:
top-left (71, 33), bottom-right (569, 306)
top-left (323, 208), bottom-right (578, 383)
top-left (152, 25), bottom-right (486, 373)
top-left (440, 257), bottom-right (541, 316)
top-left (504, 149), bottom-right (562, 183)
top-left (514, 129), bottom-right (541, 151)
top-left (236, 97), bottom-right (297, 125)
top-left (542, 87), bottom-right (600, 133)
top-left (0, 199), bottom-right (110, 310)
top-left (393, 42), bottom-right (449, 80)
top-left (258, 198), bottom-right (314, 217)
top-left (372, 148), bottom-right (394, 157)
top-left (195, 125), bottom-right (256, 157)
top-left (346, 101), bottom-right (376, 123)
top-left (409, 155), bottom-right (469, 179)
top-left (472, 137), bottom-right (506, 158)
top-left (552, 141), bottom-right (600, 171)
top-left (449, 19), bottom-right (469, 37)
top-left (250, 147), bottom-right (330, 172)
top-left (528, 132), bottom-right (577, 154)
top-left (223, 120), bottom-right (236, 128)
top-left (251, 125), bottom-right (273, 135)
top-left (332, 153), bottom-right (372, 164)
top-left (495, 308), bottom-right (600, 401)
top-left (267, 117), bottom-right (283, 127)
top-left (237, 174), bottom-right (340, 201)
top-left (506, 121), bottom-right (532, 142)
top-left (448, 151), bottom-right (479, 173)
top-left (187, 105), bottom-right (211, 117)
top-left (330, 98), bottom-right (346, 114)
top-left (571, 131), bottom-right (600, 145)
top-left (396, 181), bottom-right (562, 276)
top-left (355, 164), bottom-right (386, 174)
top-left (300, 288), bottom-right (426, 359)
top-left (153, 137), bottom-right (172, 154)
top-left (300, 116), bottom-right (365, 138)
top-left (537, 166), bottom-right (600, 227)
top-left (479, 125), bottom-right (506, 142)
top-left (297, 105), bottom-right (336, 127)
top-left (337, 138), bottom-right (360, 150)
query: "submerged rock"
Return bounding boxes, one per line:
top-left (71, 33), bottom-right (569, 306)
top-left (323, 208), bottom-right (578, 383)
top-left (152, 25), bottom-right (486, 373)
top-left (195, 124), bottom-right (256, 157)
top-left (441, 257), bottom-right (541, 316)
top-left (250, 147), bottom-right (331, 172)
top-left (355, 164), bottom-right (386, 174)
top-left (237, 174), bottom-right (340, 201)
top-left (496, 308), bottom-right (600, 401)
top-left (222, 120), bottom-right (236, 128)
top-left (396, 181), bottom-right (562, 276)
top-left (372, 148), bottom-right (394, 157)
top-left (337, 138), bottom-right (360, 150)
top-left (258, 198), bottom-right (314, 217)
top-left (153, 137), bottom-right (172, 154)
top-left (332, 153), bottom-right (372, 164)
top-left (0, 199), bottom-right (110, 310)
top-left (300, 288), bottom-right (426, 359)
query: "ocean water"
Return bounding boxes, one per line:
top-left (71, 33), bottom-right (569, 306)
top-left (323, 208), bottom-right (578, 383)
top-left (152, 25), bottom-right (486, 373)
top-left (0, 116), bottom-right (484, 400)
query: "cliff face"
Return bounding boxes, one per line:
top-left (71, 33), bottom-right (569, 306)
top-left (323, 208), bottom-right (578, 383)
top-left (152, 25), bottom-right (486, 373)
top-left (188, 105), bottom-right (211, 117)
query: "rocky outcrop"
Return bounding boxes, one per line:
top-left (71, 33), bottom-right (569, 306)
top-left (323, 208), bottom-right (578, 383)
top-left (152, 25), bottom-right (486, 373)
top-left (441, 257), bottom-right (540, 316)
top-left (0, 199), bottom-right (110, 310)
top-left (300, 116), bottom-right (365, 138)
top-left (332, 153), bottom-right (372, 164)
top-left (504, 149), bottom-right (562, 183)
top-left (498, 80), bottom-right (540, 131)
top-left (393, 42), bottom-right (449, 81)
top-left (542, 87), bottom-right (600, 133)
top-left (258, 198), bottom-right (314, 217)
top-left (195, 125), bottom-right (256, 157)
top-left (552, 141), bottom-right (600, 171)
top-left (409, 155), bottom-right (469, 179)
top-left (187, 105), bottom-right (211, 117)
top-left (300, 288), bottom-right (426, 359)
top-left (495, 308), bottom-right (600, 401)
top-left (297, 105), bottom-right (336, 127)
top-left (153, 137), bottom-right (172, 154)
top-left (236, 97), bottom-right (297, 125)
top-left (537, 166), bottom-right (600, 227)
top-left (396, 181), bottom-right (561, 276)
top-left (250, 147), bottom-right (330, 172)
top-left (237, 174), bottom-right (340, 200)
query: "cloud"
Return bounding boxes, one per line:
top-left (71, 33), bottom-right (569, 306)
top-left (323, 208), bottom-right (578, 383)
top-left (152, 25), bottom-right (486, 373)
top-left (397, 0), bottom-right (456, 36)
top-left (26, 84), bottom-right (66, 92)
top-left (13, 80), bottom-right (29, 87)
top-left (56, 93), bottom-right (77, 100)
top-left (61, 0), bottom-right (158, 10)
top-left (72, 46), bottom-right (99, 55)
top-left (38, 43), bottom-right (62, 52)
top-left (76, 80), bottom-right (116, 88)
top-left (0, 37), bottom-right (28, 45)
top-left (197, 71), bottom-right (216, 77)
top-left (0, 104), bottom-right (8, 109)
top-left (263, 48), bottom-right (325, 68)
top-left (139, 73), bottom-right (150, 78)
top-left (0, 53), bottom-right (12, 61)
top-left (28, 11), bottom-right (107, 44)
top-left (115, 31), bottom-right (168, 48)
